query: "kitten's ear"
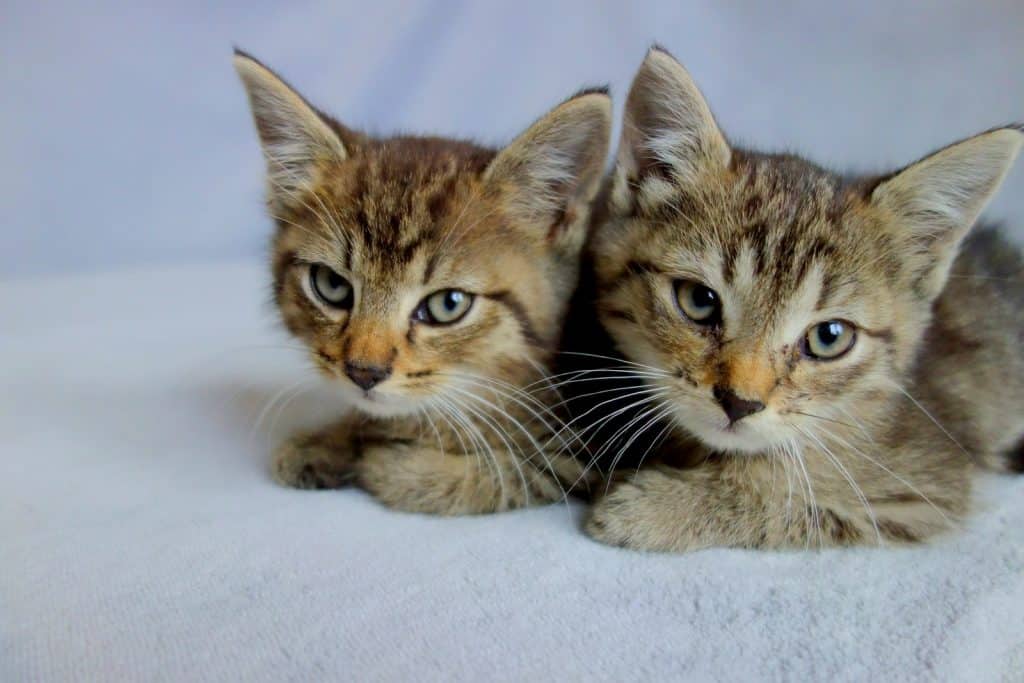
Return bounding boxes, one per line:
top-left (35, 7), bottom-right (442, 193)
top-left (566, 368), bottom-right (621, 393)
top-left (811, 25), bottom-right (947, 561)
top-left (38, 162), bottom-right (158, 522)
top-left (871, 126), bottom-right (1023, 299)
top-left (615, 46), bottom-right (730, 194)
top-left (483, 88), bottom-right (612, 250)
top-left (233, 49), bottom-right (350, 203)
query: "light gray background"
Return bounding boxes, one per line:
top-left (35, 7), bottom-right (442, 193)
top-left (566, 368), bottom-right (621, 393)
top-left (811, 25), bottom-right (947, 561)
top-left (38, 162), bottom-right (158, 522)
top-left (2, 1), bottom-right (1023, 277)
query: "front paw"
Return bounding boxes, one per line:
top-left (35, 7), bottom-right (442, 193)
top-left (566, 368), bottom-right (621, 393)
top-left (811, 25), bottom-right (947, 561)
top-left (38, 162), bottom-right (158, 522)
top-left (272, 434), bottom-right (355, 490)
top-left (356, 443), bottom-right (462, 514)
top-left (357, 443), bottom-right (516, 515)
top-left (585, 471), bottom-right (696, 552)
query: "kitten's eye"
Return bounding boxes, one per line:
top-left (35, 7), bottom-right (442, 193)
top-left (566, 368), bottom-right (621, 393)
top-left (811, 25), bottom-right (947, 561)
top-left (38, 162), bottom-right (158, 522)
top-left (416, 289), bottom-right (474, 325)
top-left (310, 264), bottom-right (353, 308)
top-left (804, 320), bottom-right (856, 360)
top-left (674, 280), bottom-right (721, 325)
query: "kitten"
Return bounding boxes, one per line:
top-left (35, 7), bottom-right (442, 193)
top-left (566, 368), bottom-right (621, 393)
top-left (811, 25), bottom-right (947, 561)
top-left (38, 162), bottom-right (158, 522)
top-left (583, 46), bottom-right (1023, 551)
top-left (233, 50), bottom-right (611, 514)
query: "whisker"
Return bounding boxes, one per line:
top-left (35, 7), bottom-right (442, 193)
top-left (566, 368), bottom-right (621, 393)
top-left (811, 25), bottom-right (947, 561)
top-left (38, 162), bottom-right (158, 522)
top-left (886, 381), bottom-right (973, 462)
top-left (441, 373), bottom-right (584, 482)
top-left (557, 390), bottom-right (669, 487)
top-left (816, 427), bottom-right (956, 530)
top-left (601, 404), bottom-right (674, 495)
top-left (631, 407), bottom-right (676, 476)
top-left (528, 368), bottom-right (667, 393)
top-left (789, 410), bottom-right (861, 431)
top-left (445, 392), bottom-right (533, 508)
top-left (267, 383), bottom-right (313, 439)
top-left (796, 424), bottom-right (882, 545)
top-left (790, 441), bottom-right (820, 550)
top-left (546, 382), bottom-right (659, 412)
top-left (251, 378), bottom-right (312, 442)
top-left (435, 394), bottom-right (505, 508)
top-left (447, 385), bottom-right (571, 505)
top-left (549, 387), bottom-right (666, 452)
top-left (556, 351), bottom-right (670, 375)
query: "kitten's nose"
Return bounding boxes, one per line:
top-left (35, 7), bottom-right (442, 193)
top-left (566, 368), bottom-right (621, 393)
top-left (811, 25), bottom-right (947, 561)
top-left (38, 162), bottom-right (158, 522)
top-left (344, 361), bottom-right (391, 391)
top-left (713, 385), bottom-right (765, 424)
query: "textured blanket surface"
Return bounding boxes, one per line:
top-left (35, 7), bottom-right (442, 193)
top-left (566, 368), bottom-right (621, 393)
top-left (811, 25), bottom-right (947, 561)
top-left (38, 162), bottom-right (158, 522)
top-left (3, 263), bottom-right (1023, 682)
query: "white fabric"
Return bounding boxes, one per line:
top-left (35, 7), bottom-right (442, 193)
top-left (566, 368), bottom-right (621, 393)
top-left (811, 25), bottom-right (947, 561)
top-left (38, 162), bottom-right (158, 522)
top-left (3, 263), bottom-right (1023, 682)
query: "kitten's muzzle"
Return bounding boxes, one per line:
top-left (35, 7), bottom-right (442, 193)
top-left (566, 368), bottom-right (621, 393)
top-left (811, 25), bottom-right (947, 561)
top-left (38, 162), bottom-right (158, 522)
top-left (713, 385), bottom-right (765, 424)
top-left (344, 360), bottom-right (391, 391)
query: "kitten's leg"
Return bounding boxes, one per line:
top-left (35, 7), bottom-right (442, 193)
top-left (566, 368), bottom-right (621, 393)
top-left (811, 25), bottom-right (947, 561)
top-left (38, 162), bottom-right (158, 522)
top-left (586, 464), bottom-right (770, 552)
top-left (272, 417), bottom-right (358, 490)
top-left (586, 457), bottom-right (963, 552)
top-left (356, 441), bottom-right (585, 515)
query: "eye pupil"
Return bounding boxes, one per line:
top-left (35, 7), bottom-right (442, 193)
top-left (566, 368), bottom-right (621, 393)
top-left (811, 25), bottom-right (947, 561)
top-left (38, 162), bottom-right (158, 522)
top-left (692, 286), bottom-right (716, 308)
top-left (818, 322), bottom-right (842, 346)
top-left (327, 271), bottom-right (343, 289)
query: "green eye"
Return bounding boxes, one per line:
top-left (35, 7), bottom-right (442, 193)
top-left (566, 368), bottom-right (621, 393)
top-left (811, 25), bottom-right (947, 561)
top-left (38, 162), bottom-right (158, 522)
top-left (310, 264), bottom-right (353, 307)
top-left (674, 280), bottom-right (721, 325)
top-left (804, 320), bottom-right (856, 360)
top-left (416, 289), bottom-right (474, 325)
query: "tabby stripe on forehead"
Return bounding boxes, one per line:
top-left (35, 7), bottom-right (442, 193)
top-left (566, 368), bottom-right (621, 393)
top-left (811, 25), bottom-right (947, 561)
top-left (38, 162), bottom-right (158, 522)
top-left (721, 240), bottom-right (740, 285)
top-left (423, 252), bottom-right (440, 284)
top-left (794, 237), bottom-right (837, 285)
top-left (485, 291), bottom-right (544, 347)
top-left (815, 272), bottom-right (837, 311)
top-left (395, 233), bottom-right (427, 266)
top-left (743, 222), bottom-right (769, 275)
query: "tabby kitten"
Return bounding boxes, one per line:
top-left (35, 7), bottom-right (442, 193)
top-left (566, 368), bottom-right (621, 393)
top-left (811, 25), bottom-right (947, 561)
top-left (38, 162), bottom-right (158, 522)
top-left (584, 47), bottom-right (1023, 551)
top-left (233, 50), bottom-right (611, 514)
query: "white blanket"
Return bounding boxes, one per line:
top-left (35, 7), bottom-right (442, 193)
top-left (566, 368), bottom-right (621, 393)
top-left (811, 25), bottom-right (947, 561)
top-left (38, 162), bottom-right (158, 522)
top-left (3, 263), bottom-right (1023, 682)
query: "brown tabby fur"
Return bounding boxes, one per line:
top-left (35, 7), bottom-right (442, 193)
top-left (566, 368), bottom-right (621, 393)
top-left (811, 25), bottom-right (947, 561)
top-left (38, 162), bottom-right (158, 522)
top-left (584, 47), bottom-right (1024, 551)
top-left (234, 50), bottom-right (611, 514)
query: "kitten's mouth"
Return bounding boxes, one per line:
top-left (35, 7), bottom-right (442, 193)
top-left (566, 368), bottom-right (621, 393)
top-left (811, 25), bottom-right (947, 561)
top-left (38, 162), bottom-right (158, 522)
top-left (339, 385), bottom-right (419, 417)
top-left (681, 412), bottom-right (773, 454)
top-left (351, 388), bottom-right (414, 417)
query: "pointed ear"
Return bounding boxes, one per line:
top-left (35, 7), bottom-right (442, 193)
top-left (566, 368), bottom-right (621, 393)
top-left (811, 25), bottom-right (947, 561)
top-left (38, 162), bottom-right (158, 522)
top-left (233, 49), bottom-right (350, 204)
top-left (871, 126), bottom-right (1023, 299)
top-left (483, 88), bottom-right (612, 250)
top-left (615, 46), bottom-right (730, 195)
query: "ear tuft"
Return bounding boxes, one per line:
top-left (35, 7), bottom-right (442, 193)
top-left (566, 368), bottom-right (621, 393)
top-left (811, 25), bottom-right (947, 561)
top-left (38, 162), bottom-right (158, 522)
top-left (617, 47), bottom-right (730, 187)
top-left (483, 89), bottom-right (612, 250)
top-left (871, 126), bottom-right (1022, 298)
top-left (233, 50), bottom-right (349, 204)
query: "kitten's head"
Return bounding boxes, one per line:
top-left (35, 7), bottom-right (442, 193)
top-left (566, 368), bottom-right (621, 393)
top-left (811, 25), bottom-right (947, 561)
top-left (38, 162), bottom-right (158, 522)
top-left (594, 47), bottom-right (1022, 453)
top-left (235, 51), bottom-right (611, 417)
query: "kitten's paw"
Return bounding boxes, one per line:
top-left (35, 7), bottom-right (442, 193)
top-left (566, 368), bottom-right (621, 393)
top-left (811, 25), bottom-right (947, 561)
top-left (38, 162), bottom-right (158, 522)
top-left (357, 443), bottom-right (474, 515)
top-left (357, 443), bottom-right (539, 515)
top-left (585, 471), bottom-right (696, 552)
top-left (272, 435), bottom-right (355, 490)
top-left (585, 482), bottom-right (651, 549)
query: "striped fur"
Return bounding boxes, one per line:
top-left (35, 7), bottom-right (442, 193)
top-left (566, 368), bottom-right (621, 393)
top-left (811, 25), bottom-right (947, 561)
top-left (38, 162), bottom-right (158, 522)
top-left (235, 51), bottom-right (611, 514)
top-left (584, 47), bottom-right (1024, 551)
